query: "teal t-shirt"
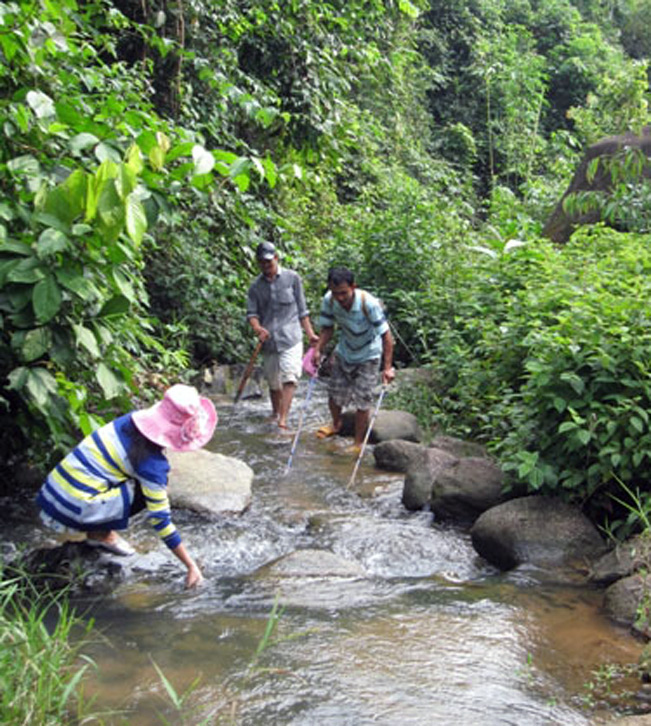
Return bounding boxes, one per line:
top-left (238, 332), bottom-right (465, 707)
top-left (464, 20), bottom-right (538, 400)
top-left (319, 289), bottom-right (388, 364)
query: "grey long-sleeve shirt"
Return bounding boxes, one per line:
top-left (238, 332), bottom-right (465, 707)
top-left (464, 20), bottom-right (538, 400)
top-left (246, 267), bottom-right (309, 353)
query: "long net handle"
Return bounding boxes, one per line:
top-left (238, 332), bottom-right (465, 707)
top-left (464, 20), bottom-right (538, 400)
top-left (347, 386), bottom-right (387, 490)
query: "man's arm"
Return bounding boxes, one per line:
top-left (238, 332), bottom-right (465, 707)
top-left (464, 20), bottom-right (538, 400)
top-left (300, 315), bottom-right (319, 345)
top-left (248, 315), bottom-right (270, 342)
top-left (380, 329), bottom-right (395, 385)
top-left (313, 326), bottom-right (334, 366)
top-left (246, 282), bottom-right (270, 342)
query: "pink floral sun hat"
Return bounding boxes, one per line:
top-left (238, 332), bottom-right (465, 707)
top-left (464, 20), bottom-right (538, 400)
top-left (132, 384), bottom-right (217, 452)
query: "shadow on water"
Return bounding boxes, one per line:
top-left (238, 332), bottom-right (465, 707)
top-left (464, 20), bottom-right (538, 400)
top-left (18, 381), bottom-right (646, 724)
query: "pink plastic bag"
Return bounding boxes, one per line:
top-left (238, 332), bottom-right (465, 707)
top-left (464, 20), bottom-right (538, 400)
top-left (302, 347), bottom-right (318, 378)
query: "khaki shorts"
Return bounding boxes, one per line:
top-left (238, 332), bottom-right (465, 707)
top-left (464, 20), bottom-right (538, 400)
top-left (263, 341), bottom-right (303, 391)
top-left (328, 355), bottom-right (379, 411)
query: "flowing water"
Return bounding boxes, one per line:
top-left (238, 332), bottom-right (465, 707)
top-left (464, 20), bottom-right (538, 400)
top-left (8, 381), bottom-right (646, 725)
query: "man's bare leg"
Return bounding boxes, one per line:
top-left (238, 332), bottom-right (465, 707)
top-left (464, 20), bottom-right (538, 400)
top-left (269, 389), bottom-right (282, 421)
top-left (354, 408), bottom-right (370, 448)
top-left (328, 398), bottom-right (344, 434)
top-left (277, 382), bottom-right (296, 429)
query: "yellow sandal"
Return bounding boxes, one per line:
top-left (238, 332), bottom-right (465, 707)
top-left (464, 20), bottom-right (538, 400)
top-left (316, 424), bottom-right (339, 439)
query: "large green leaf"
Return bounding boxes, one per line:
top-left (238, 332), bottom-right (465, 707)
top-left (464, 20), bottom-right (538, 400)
top-left (125, 193), bottom-right (147, 245)
top-left (97, 180), bottom-right (125, 242)
top-left (99, 294), bottom-right (130, 317)
top-left (25, 367), bottom-right (58, 407)
top-left (0, 240), bottom-right (32, 256)
top-left (6, 366), bottom-right (29, 392)
top-left (55, 266), bottom-right (98, 301)
top-left (36, 228), bottom-right (70, 258)
top-left (7, 258), bottom-right (46, 283)
top-left (61, 169), bottom-right (89, 219)
top-left (110, 269), bottom-right (136, 302)
top-left (69, 132), bottom-right (100, 155)
top-left (125, 144), bottom-right (144, 175)
top-left (165, 141), bottom-right (195, 163)
top-left (33, 275), bottom-right (63, 323)
top-left (115, 164), bottom-right (137, 201)
top-left (0, 259), bottom-right (21, 286)
top-left (20, 327), bottom-right (52, 362)
top-left (96, 362), bottom-right (122, 399)
top-left (74, 324), bottom-right (100, 358)
top-left (26, 90), bottom-right (55, 118)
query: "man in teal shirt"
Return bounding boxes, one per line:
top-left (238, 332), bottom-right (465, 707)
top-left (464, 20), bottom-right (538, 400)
top-left (313, 267), bottom-right (395, 451)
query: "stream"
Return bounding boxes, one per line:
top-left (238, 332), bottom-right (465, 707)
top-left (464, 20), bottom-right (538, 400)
top-left (5, 380), bottom-right (646, 725)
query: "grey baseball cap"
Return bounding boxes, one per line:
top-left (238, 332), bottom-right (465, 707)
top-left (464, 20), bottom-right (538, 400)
top-left (256, 241), bottom-right (276, 260)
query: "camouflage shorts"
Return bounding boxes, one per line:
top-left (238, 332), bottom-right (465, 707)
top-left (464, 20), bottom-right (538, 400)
top-left (328, 355), bottom-right (379, 411)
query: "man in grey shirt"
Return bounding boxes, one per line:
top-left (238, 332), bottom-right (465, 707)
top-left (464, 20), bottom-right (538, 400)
top-left (246, 241), bottom-right (318, 430)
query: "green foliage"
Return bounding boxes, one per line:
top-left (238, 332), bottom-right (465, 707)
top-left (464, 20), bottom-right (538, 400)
top-left (0, 0), bottom-right (280, 468)
top-left (563, 145), bottom-right (651, 234)
top-left (425, 228), bottom-right (651, 522)
top-left (606, 476), bottom-right (651, 540)
top-left (567, 59), bottom-right (651, 144)
top-left (0, 573), bottom-right (96, 725)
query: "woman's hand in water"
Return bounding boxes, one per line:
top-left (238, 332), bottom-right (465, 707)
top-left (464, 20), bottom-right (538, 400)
top-left (185, 563), bottom-right (204, 589)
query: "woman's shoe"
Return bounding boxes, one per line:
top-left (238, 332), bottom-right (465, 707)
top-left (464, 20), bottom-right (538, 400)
top-left (85, 534), bottom-right (135, 556)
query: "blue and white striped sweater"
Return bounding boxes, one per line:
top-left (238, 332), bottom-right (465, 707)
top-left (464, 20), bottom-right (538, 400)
top-left (36, 413), bottom-right (181, 550)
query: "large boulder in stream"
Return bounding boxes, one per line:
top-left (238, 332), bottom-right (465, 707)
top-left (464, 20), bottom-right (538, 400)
top-left (339, 409), bottom-right (422, 443)
top-left (591, 534), bottom-right (651, 636)
top-left (430, 456), bottom-right (506, 523)
top-left (166, 449), bottom-right (253, 515)
top-left (471, 495), bottom-right (607, 571)
top-left (402, 447), bottom-right (458, 510)
top-left (373, 439), bottom-right (427, 473)
top-left (428, 435), bottom-right (490, 460)
top-left (402, 439), bottom-right (505, 524)
top-left (589, 534), bottom-right (651, 586)
top-left (603, 573), bottom-right (651, 638)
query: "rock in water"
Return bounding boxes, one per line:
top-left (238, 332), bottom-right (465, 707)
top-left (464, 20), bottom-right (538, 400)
top-left (167, 449), bottom-right (253, 516)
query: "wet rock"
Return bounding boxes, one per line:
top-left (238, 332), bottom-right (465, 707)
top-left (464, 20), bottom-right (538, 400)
top-left (590, 535), bottom-right (651, 586)
top-left (402, 447), bottom-right (458, 510)
top-left (604, 573), bottom-right (651, 637)
top-left (15, 541), bottom-right (125, 593)
top-left (15, 541), bottom-right (183, 594)
top-left (371, 410), bottom-right (422, 443)
top-left (339, 409), bottom-right (422, 443)
top-left (431, 456), bottom-right (506, 524)
top-left (262, 549), bottom-right (366, 578)
top-left (373, 439), bottom-right (427, 473)
top-left (167, 449), bottom-right (253, 516)
top-left (471, 495), bottom-right (607, 571)
top-left (429, 435), bottom-right (489, 459)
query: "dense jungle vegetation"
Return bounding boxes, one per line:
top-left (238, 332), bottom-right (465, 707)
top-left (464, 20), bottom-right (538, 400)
top-left (1, 0), bottom-right (651, 535)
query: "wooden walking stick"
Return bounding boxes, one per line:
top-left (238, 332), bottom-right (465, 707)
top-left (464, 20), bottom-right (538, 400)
top-left (229, 340), bottom-right (263, 421)
top-left (347, 385), bottom-right (387, 490)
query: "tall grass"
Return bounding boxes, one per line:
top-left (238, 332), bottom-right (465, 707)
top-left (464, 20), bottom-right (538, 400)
top-left (0, 572), bottom-right (96, 725)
